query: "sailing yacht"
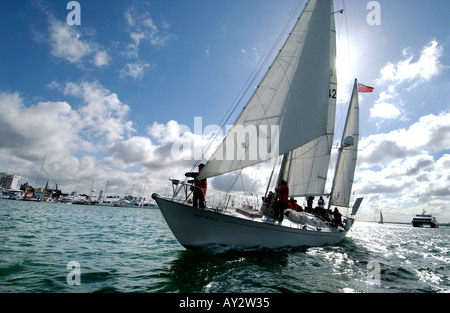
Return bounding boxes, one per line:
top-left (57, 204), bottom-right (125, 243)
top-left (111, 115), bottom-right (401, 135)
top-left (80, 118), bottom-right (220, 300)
top-left (153, 0), bottom-right (364, 249)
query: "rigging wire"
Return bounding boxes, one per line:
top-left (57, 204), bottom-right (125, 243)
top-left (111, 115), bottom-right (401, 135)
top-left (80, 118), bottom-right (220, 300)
top-left (328, 0), bottom-right (353, 179)
top-left (336, 0), bottom-right (353, 136)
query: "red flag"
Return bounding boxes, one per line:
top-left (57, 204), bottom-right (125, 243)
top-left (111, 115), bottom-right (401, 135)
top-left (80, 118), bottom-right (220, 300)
top-left (358, 83), bottom-right (374, 93)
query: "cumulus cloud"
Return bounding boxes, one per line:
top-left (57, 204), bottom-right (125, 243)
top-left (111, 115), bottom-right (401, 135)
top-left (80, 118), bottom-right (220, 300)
top-left (0, 92), bottom-right (79, 156)
top-left (355, 112), bottom-right (450, 222)
top-left (377, 40), bottom-right (445, 86)
top-left (94, 50), bottom-right (111, 68)
top-left (0, 81), bottom-right (139, 193)
top-left (63, 81), bottom-right (135, 143)
top-left (146, 119), bottom-right (224, 160)
top-left (0, 91), bottom-right (89, 186)
top-left (47, 18), bottom-right (110, 68)
top-left (371, 40), bottom-right (445, 120)
top-left (369, 100), bottom-right (401, 119)
top-left (359, 112), bottom-right (450, 168)
top-left (355, 151), bottom-right (450, 222)
top-left (107, 136), bottom-right (157, 168)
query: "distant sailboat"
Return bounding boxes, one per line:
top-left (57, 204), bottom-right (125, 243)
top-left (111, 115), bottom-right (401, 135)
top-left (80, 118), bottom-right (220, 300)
top-left (379, 210), bottom-right (384, 224)
top-left (153, 0), bottom-right (364, 249)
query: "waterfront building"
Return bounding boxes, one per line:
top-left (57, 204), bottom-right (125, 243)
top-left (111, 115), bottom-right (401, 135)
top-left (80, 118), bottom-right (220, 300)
top-left (0, 173), bottom-right (22, 190)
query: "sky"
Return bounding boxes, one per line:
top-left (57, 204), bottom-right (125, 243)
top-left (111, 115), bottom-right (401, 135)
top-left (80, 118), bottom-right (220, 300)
top-left (1, 0), bottom-right (449, 223)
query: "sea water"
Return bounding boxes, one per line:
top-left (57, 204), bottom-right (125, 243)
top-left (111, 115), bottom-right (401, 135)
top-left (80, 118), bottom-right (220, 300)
top-left (0, 198), bottom-right (448, 293)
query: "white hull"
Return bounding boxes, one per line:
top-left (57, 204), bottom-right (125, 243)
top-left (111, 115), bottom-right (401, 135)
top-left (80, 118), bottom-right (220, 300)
top-left (153, 194), bottom-right (347, 249)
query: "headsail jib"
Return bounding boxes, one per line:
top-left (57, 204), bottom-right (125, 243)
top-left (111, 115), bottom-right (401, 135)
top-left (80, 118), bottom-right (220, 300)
top-left (329, 79), bottom-right (360, 209)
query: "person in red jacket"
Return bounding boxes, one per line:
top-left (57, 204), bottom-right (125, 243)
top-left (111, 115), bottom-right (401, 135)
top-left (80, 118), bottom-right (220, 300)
top-left (288, 197), bottom-right (300, 212)
top-left (185, 163), bottom-right (207, 209)
top-left (274, 180), bottom-right (289, 222)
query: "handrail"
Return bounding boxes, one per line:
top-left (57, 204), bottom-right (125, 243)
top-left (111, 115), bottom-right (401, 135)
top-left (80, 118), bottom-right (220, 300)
top-left (169, 178), bottom-right (261, 213)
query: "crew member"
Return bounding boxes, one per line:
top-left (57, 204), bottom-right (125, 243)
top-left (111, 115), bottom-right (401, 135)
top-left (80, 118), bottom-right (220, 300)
top-left (274, 180), bottom-right (289, 222)
top-left (185, 163), bottom-right (207, 209)
top-left (332, 207), bottom-right (343, 227)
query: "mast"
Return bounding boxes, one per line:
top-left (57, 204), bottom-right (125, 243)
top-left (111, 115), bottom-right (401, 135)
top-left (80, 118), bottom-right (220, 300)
top-left (35, 154), bottom-right (46, 187)
top-left (277, 152), bottom-right (291, 186)
top-left (284, 0), bottom-right (338, 198)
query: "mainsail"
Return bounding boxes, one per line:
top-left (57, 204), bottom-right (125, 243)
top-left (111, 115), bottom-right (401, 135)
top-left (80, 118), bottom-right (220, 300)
top-left (199, 0), bottom-right (334, 180)
top-left (282, 3), bottom-right (337, 197)
top-left (330, 79), bottom-right (360, 207)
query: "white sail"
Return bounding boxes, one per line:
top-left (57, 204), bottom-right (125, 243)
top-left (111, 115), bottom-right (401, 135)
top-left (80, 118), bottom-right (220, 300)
top-left (283, 2), bottom-right (337, 197)
top-left (330, 79), bottom-right (360, 207)
top-left (199, 0), bottom-right (333, 180)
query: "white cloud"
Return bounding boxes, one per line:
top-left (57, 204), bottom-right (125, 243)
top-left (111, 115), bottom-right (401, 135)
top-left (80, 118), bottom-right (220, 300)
top-left (369, 101), bottom-right (401, 119)
top-left (63, 81), bottom-right (135, 143)
top-left (147, 120), bottom-right (190, 144)
top-left (49, 19), bottom-right (91, 63)
top-left (93, 50), bottom-right (111, 68)
top-left (355, 112), bottom-right (450, 222)
top-left (1, 81), bottom-right (137, 156)
top-left (146, 120), bottom-right (220, 162)
top-left (355, 151), bottom-right (450, 223)
top-left (0, 91), bottom-right (88, 155)
top-left (0, 84), bottom-right (145, 195)
top-left (119, 7), bottom-right (174, 80)
top-left (371, 40), bottom-right (445, 120)
top-left (377, 40), bottom-right (444, 86)
top-left (120, 61), bottom-right (151, 80)
top-left (0, 91), bottom-right (87, 179)
top-left (359, 112), bottom-right (450, 167)
top-left (107, 136), bottom-right (157, 168)
top-left (123, 7), bottom-right (173, 59)
top-left (48, 19), bottom-right (110, 68)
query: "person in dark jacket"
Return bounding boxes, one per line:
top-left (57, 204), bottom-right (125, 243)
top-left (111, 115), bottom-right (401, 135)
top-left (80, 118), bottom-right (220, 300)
top-left (274, 180), bottom-right (289, 222)
top-left (332, 207), bottom-right (343, 227)
top-left (185, 163), bottom-right (207, 209)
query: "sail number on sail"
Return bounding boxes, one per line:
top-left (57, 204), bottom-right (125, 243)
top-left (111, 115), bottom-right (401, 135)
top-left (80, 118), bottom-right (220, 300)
top-left (329, 88), bottom-right (337, 99)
